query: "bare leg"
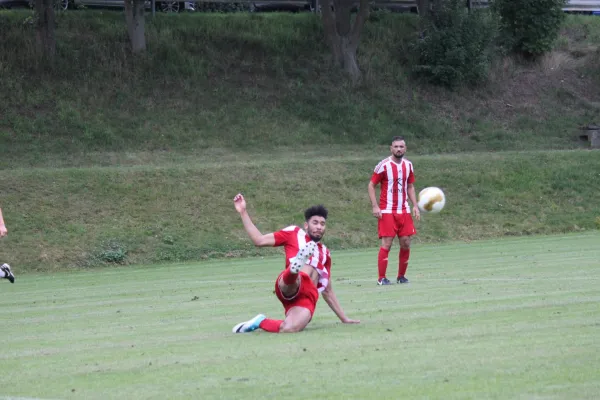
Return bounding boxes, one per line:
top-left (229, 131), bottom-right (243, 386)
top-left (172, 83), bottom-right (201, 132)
top-left (381, 236), bottom-right (394, 250)
top-left (279, 306), bottom-right (312, 333)
top-left (278, 275), bottom-right (301, 298)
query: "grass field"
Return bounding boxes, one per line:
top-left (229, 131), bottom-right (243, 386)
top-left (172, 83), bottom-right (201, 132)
top-left (2, 149), bottom-right (599, 272)
top-left (1, 8), bottom-right (599, 399)
top-left (2, 232), bottom-right (599, 399)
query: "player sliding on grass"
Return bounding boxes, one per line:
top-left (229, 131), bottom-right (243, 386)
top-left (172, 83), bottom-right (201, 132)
top-left (232, 194), bottom-right (359, 333)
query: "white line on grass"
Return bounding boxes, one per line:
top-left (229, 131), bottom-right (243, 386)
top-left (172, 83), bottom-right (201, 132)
top-left (191, 277), bottom-right (600, 285)
top-left (0, 396), bottom-right (62, 400)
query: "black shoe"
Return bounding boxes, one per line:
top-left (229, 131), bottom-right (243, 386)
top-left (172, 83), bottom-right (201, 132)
top-left (397, 276), bottom-right (409, 284)
top-left (1, 263), bottom-right (15, 283)
top-left (377, 277), bottom-right (392, 285)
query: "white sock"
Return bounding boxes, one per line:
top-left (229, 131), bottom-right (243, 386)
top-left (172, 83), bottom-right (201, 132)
top-left (0, 269), bottom-right (5, 278)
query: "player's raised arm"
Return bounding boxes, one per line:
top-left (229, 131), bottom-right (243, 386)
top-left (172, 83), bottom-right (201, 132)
top-left (233, 194), bottom-right (276, 247)
top-left (321, 282), bottom-right (360, 324)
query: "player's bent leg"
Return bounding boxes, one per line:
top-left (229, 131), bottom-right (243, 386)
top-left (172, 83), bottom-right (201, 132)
top-left (278, 276), bottom-right (300, 299)
top-left (290, 241), bottom-right (316, 274)
top-left (280, 242), bottom-right (316, 296)
top-left (279, 306), bottom-right (312, 333)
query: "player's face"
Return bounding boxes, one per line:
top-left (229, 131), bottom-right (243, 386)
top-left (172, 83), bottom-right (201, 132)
top-left (390, 140), bottom-right (406, 160)
top-left (305, 216), bottom-right (326, 242)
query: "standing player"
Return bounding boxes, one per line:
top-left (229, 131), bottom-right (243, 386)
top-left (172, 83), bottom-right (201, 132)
top-left (232, 194), bottom-right (359, 333)
top-left (0, 207), bottom-right (15, 283)
top-left (367, 136), bottom-right (420, 285)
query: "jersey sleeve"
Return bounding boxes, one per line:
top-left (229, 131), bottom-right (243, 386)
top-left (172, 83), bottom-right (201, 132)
top-left (370, 171), bottom-right (383, 185)
top-left (273, 226), bottom-right (296, 247)
top-left (371, 160), bottom-right (386, 185)
top-left (324, 250), bottom-right (332, 277)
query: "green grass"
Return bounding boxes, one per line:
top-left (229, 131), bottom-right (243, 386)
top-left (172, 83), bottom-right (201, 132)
top-left (0, 11), bottom-right (599, 161)
top-left (1, 149), bottom-right (599, 272)
top-left (1, 233), bottom-right (599, 399)
top-left (0, 11), bottom-right (599, 271)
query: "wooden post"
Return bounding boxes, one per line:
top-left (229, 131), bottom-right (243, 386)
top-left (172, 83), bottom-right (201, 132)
top-left (590, 130), bottom-right (600, 149)
top-left (580, 125), bottom-right (600, 149)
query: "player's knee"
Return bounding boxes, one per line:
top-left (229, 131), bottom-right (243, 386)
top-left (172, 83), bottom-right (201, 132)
top-left (381, 238), bottom-right (393, 250)
top-left (279, 320), bottom-right (304, 333)
top-left (400, 237), bottom-right (411, 249)
top-left (279, 286), bottom-right (299, 299)
top-left (278, 280), bottom-right (300, 299)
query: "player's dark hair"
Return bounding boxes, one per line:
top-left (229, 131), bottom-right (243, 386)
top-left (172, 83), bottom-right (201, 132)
top-left (304, 205), bottom-right (328, 221)
top-left (391, 135), bottom-right (405, 144)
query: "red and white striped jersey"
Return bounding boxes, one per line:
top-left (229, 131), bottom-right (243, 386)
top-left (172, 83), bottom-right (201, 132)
top-left (273, 226), bottom-right (331, 293)
top-left (371, 157), bottom-right (415, 214)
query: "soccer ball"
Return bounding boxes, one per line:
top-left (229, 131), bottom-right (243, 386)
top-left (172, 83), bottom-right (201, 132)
top-left (417, 187), bottom-right (446, 213)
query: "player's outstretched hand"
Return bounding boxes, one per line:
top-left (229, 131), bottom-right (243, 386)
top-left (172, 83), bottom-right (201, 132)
top-left (233, 193), bottom-right (247, 214)
top-left (342, 318), bottom-right (360, 324)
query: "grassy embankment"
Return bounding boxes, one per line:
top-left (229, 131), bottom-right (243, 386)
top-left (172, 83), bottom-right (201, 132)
top-left (0, 10), bottom-right (599, 271)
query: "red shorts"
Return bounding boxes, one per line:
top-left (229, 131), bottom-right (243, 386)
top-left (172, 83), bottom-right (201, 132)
top-left (275, 270), bottom-right (319, 317)
top-left (378, 213), bottom-right (417, 238)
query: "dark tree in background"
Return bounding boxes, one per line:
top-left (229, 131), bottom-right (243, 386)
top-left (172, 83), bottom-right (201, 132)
top-left (320, 0), bottom-right (370, 82)
top-left (124, 0), bottom-right (146, 53)
top-left (35, 0), bottom-right (56, 63)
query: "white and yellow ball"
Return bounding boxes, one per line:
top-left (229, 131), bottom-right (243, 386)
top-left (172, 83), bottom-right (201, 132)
top-left (417, 187), bottom-right (446, 213)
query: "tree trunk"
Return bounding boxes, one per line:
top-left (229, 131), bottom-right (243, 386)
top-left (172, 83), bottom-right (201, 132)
top-left (416, 0), bottom-right (430, 16)
top-left (330, 34), bottom-right (360, 82)
top-left (35, 0), bottom-right (56, 63)
top-left (320, 0), bottom-right (369, 83)
top-left (124, 0), bottom-right (146, 54)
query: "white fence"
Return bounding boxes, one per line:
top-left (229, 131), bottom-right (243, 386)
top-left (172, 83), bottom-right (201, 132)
top-left (468, 0), bottom-right (600, 12)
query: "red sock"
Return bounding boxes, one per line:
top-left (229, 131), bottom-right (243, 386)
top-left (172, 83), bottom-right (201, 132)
top-left (259, 318), bottom-right (283, 333)
top-left (399, 248), bottom-right (410, 277)
top-left (378, 247), bottom-right (390, 279)
top-left (281, 267), bottom-right (298, 285)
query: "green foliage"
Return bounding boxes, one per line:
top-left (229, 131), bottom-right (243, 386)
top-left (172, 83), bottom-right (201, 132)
top-left (411, 0), bottom-right (499, 87)
top-left (95, 240), bottom-right (128, 265)
top-left (0, 12), bottom-right (598, 161)
top-left (493, 0), bottom-right (567, 58)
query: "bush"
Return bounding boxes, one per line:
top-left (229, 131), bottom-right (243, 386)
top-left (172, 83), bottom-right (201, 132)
top-left (493, 0), bottom-right (567, 58)
top-left (97, 240), bottom-right (128, 264)
top-left (411, 0), bottom-right (499, 88)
